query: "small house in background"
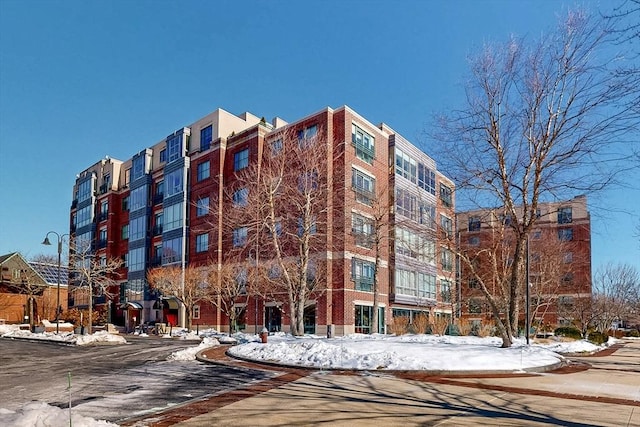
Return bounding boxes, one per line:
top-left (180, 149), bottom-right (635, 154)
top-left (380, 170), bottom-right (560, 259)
top-left (0, 252), bottom-right (68, 326)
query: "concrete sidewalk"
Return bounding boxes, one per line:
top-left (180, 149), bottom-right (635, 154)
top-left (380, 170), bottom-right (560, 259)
top-left (126, 340), bottom-right (640, 427)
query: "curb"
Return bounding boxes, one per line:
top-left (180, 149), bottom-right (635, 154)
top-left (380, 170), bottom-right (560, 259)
top-left (195, 344), bottom-right (570, 376)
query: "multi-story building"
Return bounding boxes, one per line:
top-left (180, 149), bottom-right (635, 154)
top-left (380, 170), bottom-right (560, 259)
top-left (69, 106), bottom-right (455, 334)
top-left (456, 195), bottom-right (592, 331)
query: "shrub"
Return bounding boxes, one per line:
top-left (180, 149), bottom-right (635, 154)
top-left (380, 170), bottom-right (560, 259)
top-left (588, 331), bottom-right (608, 345)
top-left (411, 313), bottom-right (429, 334)
top-left (626, 329), bottom-right (640, 338)
top-left (390, 316), bottom-right (409, 335)
top-left (554, 326), bottom-right (582, 340)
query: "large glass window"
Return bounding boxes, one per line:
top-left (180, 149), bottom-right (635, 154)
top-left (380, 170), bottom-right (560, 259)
top-left (441, 248), bottom-right (453, 271)
top-left (196, 233), bottom-right (209, 253)
top-left (352, 168), bottom-right (375, 205)
top-left (129, 216), bottom-right (146, 241)
top-left (395, 268), bottom-right (437, 299)
top-left (128, 247), bottom-right (146, 272)
top-left (352, 258), bottom-right (374, 292)
top-left (440, 280), bottom-right (452, 303)
top-left (164, 202), bottom-right (184, 231)
top-left (395, 188), bottom-right (417, 221)
top-left (197, 161), bottom-right (210, 181)
top-left (468, 216), bottom-right (481, 231)
top-left (395, 148), bottom-right (417, 183)
top-left (132, 155), bottom-right (145, 181)
top-left (200, 125), bottom-right (213, 151)
top-left (77, 180), bottom-right (93, 202)
top-left (396, 227), bottom-right (435, 264)
top-left (130, 186), bottom-right (147, 211)
top-left (352, 124), bottom-right (375, 164)
top-left (440, 215), bottom-right (453, 238)
top-left (165, 169), bottom-right (184, 197)
top-left (76, 205), bottom-right (93, 228)
top-left (234, 149), bottom-right (249, 171)
top-left (162, 237), bottom-right (183, 264)
top-left (167, 134), bottom-right (183, 163)
top-left (196, 197), bottom-right (209, 217)
top-left (417, 163), bottom-right (436, 195)
top-left (419, 203), bottom-right (436, 227)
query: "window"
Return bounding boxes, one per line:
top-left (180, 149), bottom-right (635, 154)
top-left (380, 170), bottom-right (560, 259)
top-left (558, 296), bottom-right (574, 308)
top-left (297, 124), bottom-right (318, 147)
top-left (439, 184), bottom-right (452, 207)
top-left (532, 230), bottom-right (542, 240)
top-left (132, 155), bottom-right (145, 181)
top-left (196, 197), bottom-right (210, 217)
top-left (154, 245), bottom-right (163, 263)
top-left (352, 258), bottom-right (374, 292)
top-left (271, 138), bottom-right (283, 155)
top-left (352, 124), bottom-right (375, 164)
top-left (121, 224), bottom-right (129, 240)
top-left (128, 247), bottom-right (146, 272)
top-left (154, 213), bottom-right (163, 235)
top-left (440, 215), bottom-right (453, 238)
top-left (441, 248), bottom-right (453, 272)
top-left (130, 186), bottom-right (148, 211)
top-left (100, 200), bottom-right (109, 217)
top-left (162, 237), bottom-right (183, 264)
top-left (234, 148), bottom-right (249, 171)
top-left (558, 228), bottom-right (573, 241)
top-left (197, 161), bottom-right (210, 181)
top-left (155, 180), bottom-right (164, 200)
top-left (558, 207), bottom-right (572, 224)
top-left (124, 168), bottom-right (131, 187)
top-left (129, 216), bottom-right (146, 241)
top-left (355, 305), bottom-right (373, 334)
top-left (159, 149), bottom-right (167, 163)
top-left (196, 233), bottom-right (209, 253)
top-left (417, 163), bottom-right (436, 195)
top-left (468, 216), bottom-right (481, 231)
top-left (395, 188), bottom-right (417, 221)
top-left (200, 125), bottom-right (213, 151)
top-left (165, 169), bottom-right (184, 197)
top-left (396, 227), bottom-right (435, 264)
top-left (561, 273), bottom-right (574, 286)
top-left (440, 280), bottom-right (452, 303)
top-left (395, 148), bottom-right (417, 184)
top-left (233, 188), bottom-right (249, 207)
top-left (236, 269), bottom-right (248, 294)
top-left (417, 273), bottom-right (437, 299)
top-left (164, 202), bottom-right (184, 231)
top-left (419, 203), bottom-right (436, 227)
top-left (192, 305), bottom-right (201, 320)
top-left (352, 168), bottom-right (375, 205)
top-left (564, 252), bottom-right (573, 263)
top-left (76, 205), bottom-right (93, 228)
top-left (469, 299), bottom-right (482, 314)
top-left (122, 196), bottom-right (129, 212)
top-left (167, 134), bottom-right (183, 163)
top-left (233, 227), bottom-right (248, 247)
top-left (298, 171), bottom-right (319, 193)
top-left (469, 278), bottom-right (480, 289)
top-left (297, 216), bottom-right (317, 236)
top-left (469, 236), bottom-right (480, 246)
top-left (352, 213), bottom-right (374, 248)
top-left (77, 180), bottom-right (93, 202)
top-left (395, 268), bottom-right (437, 299)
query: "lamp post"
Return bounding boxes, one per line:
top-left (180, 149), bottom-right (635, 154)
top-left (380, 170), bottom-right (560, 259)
top-left (42, 231), bottom-right (69, 334)
top-left (525, 235), bottom-right (531, 345)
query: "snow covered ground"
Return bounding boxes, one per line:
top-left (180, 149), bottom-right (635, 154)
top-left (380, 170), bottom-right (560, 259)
top-left (0, 324), bottom-right (613, 427)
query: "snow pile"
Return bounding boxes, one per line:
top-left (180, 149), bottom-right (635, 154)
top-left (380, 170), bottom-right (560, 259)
top-left (0, 401), bottom-right (117, 427)
top-left (0, 324), bottom-right (21, 335)
top-left (1, 328), bottom-right (76, 343)
top-left (76, 331), bottom-right (127, 346)
top-left (167, 337), bottom-right (220, 361)
top-left (227, 333), bottom-right (568, 371)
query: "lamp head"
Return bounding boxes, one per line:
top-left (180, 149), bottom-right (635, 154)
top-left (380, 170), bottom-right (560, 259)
top-left (42, 237), bottom-right (52, 246)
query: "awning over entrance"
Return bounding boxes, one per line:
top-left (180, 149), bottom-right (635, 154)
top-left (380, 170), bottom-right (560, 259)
top-left (123, 301), bottom-right (143, 309)
top-left (162, 297), bottom-right (179, 310)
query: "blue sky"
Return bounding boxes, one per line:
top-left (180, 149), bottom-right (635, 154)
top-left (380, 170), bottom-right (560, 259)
top-left (0, 0), bottom-right (638, 271)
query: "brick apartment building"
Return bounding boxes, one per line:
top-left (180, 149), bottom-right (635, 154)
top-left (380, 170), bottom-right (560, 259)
top-left (69, 105), bottom-right (456, 334)
top-left (456, 195), bottom-right (592, 332)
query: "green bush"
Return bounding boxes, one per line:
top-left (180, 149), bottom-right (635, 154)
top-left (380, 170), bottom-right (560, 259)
top-left (626, 329), bottom-right (640, 338)
top-left (588, 331), bottom-right (608, 345)
top-left (554, 326), bottom-right (582, 340)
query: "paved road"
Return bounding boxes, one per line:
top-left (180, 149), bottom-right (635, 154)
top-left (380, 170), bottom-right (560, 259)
top-left (0, 336), bottom-right (273, 424)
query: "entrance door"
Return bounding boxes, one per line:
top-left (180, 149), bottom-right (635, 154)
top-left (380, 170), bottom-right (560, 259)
top-left (303, 305), bottom-right (316, 334)
top-left (265, 306), bottom-right (281, 332)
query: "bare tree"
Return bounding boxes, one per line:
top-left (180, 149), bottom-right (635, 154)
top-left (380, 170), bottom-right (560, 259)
top-left (432, 9), bottom-right (639, 347)
top-left (230, 127), bottom-right (331, 336)
top-left (70, 239), bottom-right (122, 334)
top-left (201, 258), bottom-right (251, 335)
top-left (590, 263), bottom-right (639, 333)
top-left (147, 264), bottom-right (211, 331)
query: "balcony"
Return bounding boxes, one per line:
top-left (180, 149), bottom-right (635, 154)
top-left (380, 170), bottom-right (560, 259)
top-left (97, 239), bottom-right (108, 249)
top-left (153, 225), bottom-right (163, 236)
top-left (98, 212), bottom-right (108, 222)
top-left (352, 186), bottom-right (375, 206)
top-left (153, 193), bottom-right (164, 204)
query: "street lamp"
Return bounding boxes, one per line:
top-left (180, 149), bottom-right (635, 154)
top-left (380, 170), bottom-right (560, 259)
top-left (42, 231), bottom-right (69, 334)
